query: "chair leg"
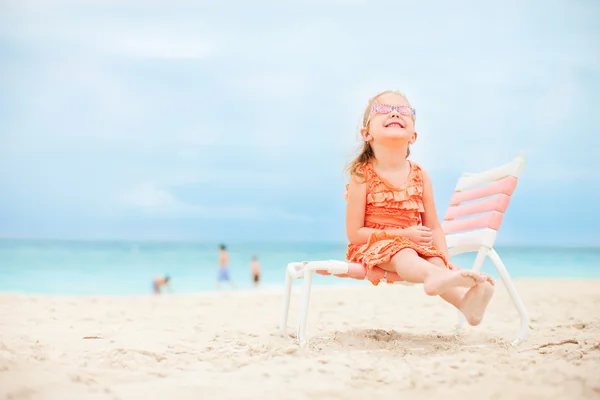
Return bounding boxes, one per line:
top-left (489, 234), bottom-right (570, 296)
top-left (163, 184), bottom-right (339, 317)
top-left (297, 269), bottom-right (313, 345)
top-left (279, 267), bottom-right (293, 336)
top-left (456, 310), bottom-right (468, 332)
top-left (488, 248), bottom-right (531, 346)
top-left (471, 247), bottom-right (490, 273)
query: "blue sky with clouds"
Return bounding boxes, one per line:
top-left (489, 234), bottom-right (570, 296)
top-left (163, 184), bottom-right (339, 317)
top-left (1, 0), bottom-right (599, 245)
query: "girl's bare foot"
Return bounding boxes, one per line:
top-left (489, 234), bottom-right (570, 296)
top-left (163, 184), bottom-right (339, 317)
top-left (423, 270), bottom-right (484, 296)
top-left (480, 272), bottom-right (495, 286)
top-left (459, 281), bottom-right (494, 326)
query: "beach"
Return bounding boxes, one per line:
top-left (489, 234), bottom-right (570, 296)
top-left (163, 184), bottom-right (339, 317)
top-left (1, 279), bottom-right (599, 399)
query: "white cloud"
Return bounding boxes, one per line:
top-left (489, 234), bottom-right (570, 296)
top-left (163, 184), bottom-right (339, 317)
top-left (533, 81), bottom-right (578, 133)
top-left (3, 9), bottom-right (216, 60)
top-left (117, 182), bottom-right (260, 218)
top-left (152, 169), bottom-right (291, 188)
top-left (227, 73), bottom-right (312, 101)
top-left (4, 0), bottom-right (370, 8)
top-left (116, 182), bottom-right (313, 221)
top-left (119, 182), bottom-right (178, 209)
top-left (110, 33), bottom-right (214, 60)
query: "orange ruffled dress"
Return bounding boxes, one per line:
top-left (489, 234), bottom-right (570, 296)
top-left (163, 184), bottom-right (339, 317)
top-left (345, 161), bottom-right (452, 285)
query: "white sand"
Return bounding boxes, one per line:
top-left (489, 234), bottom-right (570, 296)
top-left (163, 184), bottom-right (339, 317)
top-left (1, 279), bottom-right (599, 400)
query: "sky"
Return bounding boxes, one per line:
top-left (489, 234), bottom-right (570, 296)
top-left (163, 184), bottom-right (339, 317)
top-left (0, 0), bottom-right (599, 245)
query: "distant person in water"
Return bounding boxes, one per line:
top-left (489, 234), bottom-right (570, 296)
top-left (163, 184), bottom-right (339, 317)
top-left (250, 255), bottom-right (261, 287)
top-left (152, 275), bottom-right (171, 295)
top-left (217, 244), bottom-right (235, 289)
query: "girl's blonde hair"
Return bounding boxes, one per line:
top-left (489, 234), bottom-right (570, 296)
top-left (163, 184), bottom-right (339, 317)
top-left (346, 90), bottom-right (416, 181)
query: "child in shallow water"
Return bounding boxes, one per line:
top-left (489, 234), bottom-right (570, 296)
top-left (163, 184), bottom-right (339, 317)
top-left (152, 275), bottom-right (171, 295)
top-left (344, 90), bottom-right (495, 326)
top-left (250, 255), bottom-right (261, 287)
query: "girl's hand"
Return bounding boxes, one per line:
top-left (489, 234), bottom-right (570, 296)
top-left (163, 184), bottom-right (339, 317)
top-left (396, 226), bottom-right (433, 247)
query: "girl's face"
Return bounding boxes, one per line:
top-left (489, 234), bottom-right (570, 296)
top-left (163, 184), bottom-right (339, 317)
top-left (362, 92), bottom-right (417, 145)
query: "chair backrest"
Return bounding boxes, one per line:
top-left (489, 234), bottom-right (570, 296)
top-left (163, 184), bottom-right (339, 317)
top-left (442, 153), bottom-right (526, 251)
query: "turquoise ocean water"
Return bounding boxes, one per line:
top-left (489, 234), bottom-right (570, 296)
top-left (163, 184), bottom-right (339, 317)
top-left (0, 239), bottom-right (599, 295)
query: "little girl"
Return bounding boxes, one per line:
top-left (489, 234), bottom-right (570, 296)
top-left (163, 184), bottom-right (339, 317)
top-left (345, 90), bottom-right (495, 326)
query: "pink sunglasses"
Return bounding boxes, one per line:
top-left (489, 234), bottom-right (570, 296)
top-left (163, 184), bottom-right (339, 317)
top-left (372, 103), bottom-right (416, 116)
top-left (365, 103), bottom-right (416, 127)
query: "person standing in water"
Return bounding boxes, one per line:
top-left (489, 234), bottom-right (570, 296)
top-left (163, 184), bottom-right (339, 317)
top-left (217, 244), bottom-right (235, 289)
top-left (250, 255), bottom-right (261, 287)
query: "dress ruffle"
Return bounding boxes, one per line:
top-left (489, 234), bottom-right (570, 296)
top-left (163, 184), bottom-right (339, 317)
top-left (346, 231), bottom-right (450, 285)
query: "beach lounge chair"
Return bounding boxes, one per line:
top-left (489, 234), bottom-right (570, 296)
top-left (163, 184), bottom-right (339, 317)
top-left (279, 153), bottom-right (530, 346)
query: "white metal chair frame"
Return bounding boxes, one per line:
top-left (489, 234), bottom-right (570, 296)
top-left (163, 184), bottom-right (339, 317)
top-left (279, 153), bottom-right (530, 346)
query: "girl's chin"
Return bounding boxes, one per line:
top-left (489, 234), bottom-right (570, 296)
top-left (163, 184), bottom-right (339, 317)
top-left (375, 134), bottom-right (411, 142)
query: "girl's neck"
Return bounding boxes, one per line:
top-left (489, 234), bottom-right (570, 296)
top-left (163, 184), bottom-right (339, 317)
top-left (370, 142), bottom-right (410, 170)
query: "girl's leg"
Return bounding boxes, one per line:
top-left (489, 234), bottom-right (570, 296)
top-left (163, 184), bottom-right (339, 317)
top-left (425, 256), bottom-right (495, 326)
top-left (424, 256), bottom-right (467, 307)
top-left (378, 249), bottom-right (484, 296)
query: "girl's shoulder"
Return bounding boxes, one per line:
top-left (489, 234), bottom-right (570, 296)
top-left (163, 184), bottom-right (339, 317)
top-left (409, 160), bottom-right (427, 180)
top-left (343, 163), bottom-right (371, 200)
top-left (409, 160), bottom-right (423, 173)
top-left (407, 160), bottom-right (426, 191)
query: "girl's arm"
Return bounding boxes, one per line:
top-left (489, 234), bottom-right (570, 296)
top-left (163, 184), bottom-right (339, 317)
top-left (421, 169), bottom-right (451, 261)
top-left (346, 175), bottom-right (385, 245)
